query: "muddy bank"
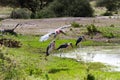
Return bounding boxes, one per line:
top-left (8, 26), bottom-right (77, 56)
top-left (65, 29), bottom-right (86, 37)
top-left (1, 17), bottom-right (120, 35)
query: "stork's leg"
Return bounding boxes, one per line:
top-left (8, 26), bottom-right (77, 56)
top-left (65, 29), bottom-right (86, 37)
top-left (79, 43), bottom-right (82, 48)
top-left (59, 50), bottom-right (63, 58)
top-left (60, 52), bottom-right (62, 57)
top-left (80, 44), bottom-right (81, 48)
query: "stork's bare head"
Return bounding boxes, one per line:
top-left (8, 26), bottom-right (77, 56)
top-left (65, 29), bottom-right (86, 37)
top-left (82, 36), bottom-right (86, 40)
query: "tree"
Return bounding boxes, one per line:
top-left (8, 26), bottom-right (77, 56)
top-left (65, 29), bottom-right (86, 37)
top-left (0, 0), bottom-right (18, 7)
top-left (0, 0), bottom-right (53, 14)
top-left (96, 0), bottom-right (120, 12)
top-left (46, 0), bottom-right (94, 17)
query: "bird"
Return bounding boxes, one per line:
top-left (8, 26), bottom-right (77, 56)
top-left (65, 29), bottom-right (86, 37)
top-left (1, 23), bottom-right (22, 36)
top-left (75, 36), bottom-right (85, 46)
top-left (57, 42), bottom-right (73, 50)
top-left (57, 42), bottom-right (73, 57)
top-left (53, 28), bottom-right (66, 38)
top-left (40, 24), bottom-right (71, 42)
top-left (46, 40), bottom-right (55, 56)
top-left (40, 32), bottom-right (55, 42)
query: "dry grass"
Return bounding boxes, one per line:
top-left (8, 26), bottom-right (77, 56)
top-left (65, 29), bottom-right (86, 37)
top-left (0, 6), bottom-right (13, 15)
top-left (0, 6), bottom-right (13, 19)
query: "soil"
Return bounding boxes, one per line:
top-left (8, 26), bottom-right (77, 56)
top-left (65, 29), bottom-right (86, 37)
top-left (1, 17), bottom-right (120, 42)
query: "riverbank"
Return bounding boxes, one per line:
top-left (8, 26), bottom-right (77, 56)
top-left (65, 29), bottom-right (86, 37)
top-left (0, 34), bottom-right (120, 80)
top-left (0, 17), bottom-right (120, 79)
top-left (54, 46), bottom-right (120, 72)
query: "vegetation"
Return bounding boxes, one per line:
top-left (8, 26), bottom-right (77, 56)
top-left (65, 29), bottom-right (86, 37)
top-left (36, 8), bottom-right (56, 18)
top-left (0, 0), bottom-right (120, 79)
top-left (0, 0), bottom-right (53, 14)
top-left (0, 0), bottom-right (94, 18)
top-left (86, 24), bottom-right (101, 38)
top-left (87, 24), bottom-right (97, 34)
top-left (0, 18), bottom-right (3, 21)
top-left (0, 38), bottom-right (21, 48)
top-left (0, 33), bottom-right (120, 80)
top-left (96, 0), bottom-right (120, 15)
top-left (96, 0), bottom-right (120, 12)
top-left (71, 22), bottom-right (81, 28)
top-left (45, 0), bottom-right (94, 17)
top-left (0, 6), bottom-right (13, 15)
top-left (10, 8), bottom-right (31, 19)
top-left (84, 24), bottom-right (120, 40)
top-left (0, 0), bottom-right (120, 18)
top-left (36, 0), bottom-right (94, 18)
top-left (98, 26), bottom-right (120, 38)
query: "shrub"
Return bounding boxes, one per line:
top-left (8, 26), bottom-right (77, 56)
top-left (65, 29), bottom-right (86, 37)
top-left (0, 18), bottom-right (4, 21)
top-left (102, 11), bottom-right (113, 16)
top-left (86, 24), bottom-right (100, 35)
top-left (103, 32), bottom-right (114, 38)
top-left (110, 24), bottom-right (115, 27)
top-left (71, 22), bottom-right (80, 28)
top-left (87, 74), bottom-right (95, 80)
top-left (0, 49), bottom-right (22, 80)
top-left (10, 8), bottom-right (31, 19)
top-left (0, 38), bottom-right (22, 48)
top-left (36, 8), bottom-right (56, 18)
top-left (42, 0), bottom-right (94, 17)
top-left (96, 0), bottom-right (120, 12)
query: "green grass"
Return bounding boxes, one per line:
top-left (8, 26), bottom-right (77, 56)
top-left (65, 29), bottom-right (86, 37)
top-left (0, 34), bottom-right (120, 80)
top-left (82, 40), bottom-right (114, 46)
top-left (98, 26), bottom-right (120, 38)
top-left (71, 22), bottom-right (81, 28)
top-left (92, 71), bottom-right (120, 80)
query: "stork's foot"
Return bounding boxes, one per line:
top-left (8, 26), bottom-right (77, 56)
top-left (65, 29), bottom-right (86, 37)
top-left (60, 53), bottom-right (62, 57)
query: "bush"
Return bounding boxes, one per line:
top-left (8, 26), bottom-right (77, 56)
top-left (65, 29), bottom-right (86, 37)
top-left (86, 24), bottom-right (100, 35)
top-left (0, 49), bottom-right (22, 80)
top-left (40, 0), bottom-right (94, 18)
top-left (10, 8), bottom-right (31, 19)
top-left (96, 0), bottom-right (120, 12)
top-left (71, 22), bottom-right (80, 28)
top-left (36, 8), bottom-right (56, 18)
top-left (103, 32), bottom-right (114, 39)
top-left (102, 11), bottom-right (113, 16)
top-left (0, 18), bottom-right (4, 21)
top-left (87, 74), bottom-right (95, 80)
top-left (110, 24), bottom-right (115, 27)
top-left (0, 38), bottom-right (22, 48)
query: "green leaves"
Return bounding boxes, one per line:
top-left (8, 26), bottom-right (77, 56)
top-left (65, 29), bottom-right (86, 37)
top-left (97, 0), bottom-right (120, 12)
top-left (45, 0), bottom-right (94, 17)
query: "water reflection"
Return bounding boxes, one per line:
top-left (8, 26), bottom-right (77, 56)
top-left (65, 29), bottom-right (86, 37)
top-left (54, 46), bottom-right (120, 71)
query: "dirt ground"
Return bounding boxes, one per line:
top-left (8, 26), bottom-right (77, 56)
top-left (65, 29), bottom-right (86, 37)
top-left (1, 17), bottom-right (120, 35)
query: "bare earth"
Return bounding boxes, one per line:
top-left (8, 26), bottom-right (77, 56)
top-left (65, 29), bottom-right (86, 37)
top-left (1, 17), bottom-right (120, 35)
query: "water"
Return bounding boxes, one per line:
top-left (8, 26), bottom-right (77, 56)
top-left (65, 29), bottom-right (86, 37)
top-left (54, 46), bottom-right (120, 72)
